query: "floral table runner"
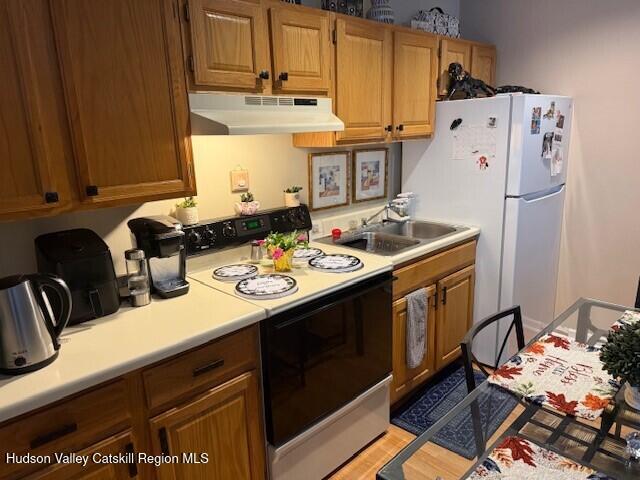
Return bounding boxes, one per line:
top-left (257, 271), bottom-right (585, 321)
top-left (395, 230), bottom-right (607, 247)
top-left (488, 333), bottom-right (620, 420)
top-left (611, 310), bottom-right (640, 331)
top-left (466, 436), bottom-right (615, 479)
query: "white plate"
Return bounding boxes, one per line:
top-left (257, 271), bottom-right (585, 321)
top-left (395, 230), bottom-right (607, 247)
top-left (235, 274), bottom-right (298, 300)
top-left (212, 264), bottom-right (258, 282)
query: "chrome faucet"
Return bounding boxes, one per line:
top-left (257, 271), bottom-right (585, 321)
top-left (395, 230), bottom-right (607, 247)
top-left (361, 201), bottom-right (409, 227)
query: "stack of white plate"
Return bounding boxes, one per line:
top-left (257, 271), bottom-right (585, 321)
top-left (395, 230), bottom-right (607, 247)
top-left (308, 254), bottom-right (363, 273)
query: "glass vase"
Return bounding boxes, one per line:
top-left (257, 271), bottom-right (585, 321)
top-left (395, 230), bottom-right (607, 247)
top-left (273, 249), bottom-right (295, 272)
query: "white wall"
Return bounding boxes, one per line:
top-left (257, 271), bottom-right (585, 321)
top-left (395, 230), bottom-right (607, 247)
top-left (0, 136), bottom-right (400, 276)
top-left (460, 0), bottom-right (640, 311)
top-left (302, 0), bottom-right (459, 26)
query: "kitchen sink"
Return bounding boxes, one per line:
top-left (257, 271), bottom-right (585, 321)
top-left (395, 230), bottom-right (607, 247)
top-left (335, 231), bottom-right (420, 256)
top-left (317, 220), bottom-right (469, 256)
top-left (379, 220), bottom-right (458, 240)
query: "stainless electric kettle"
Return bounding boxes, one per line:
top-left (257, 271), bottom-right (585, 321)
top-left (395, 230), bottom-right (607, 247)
top-left (0, 274), bottom-right (71, 374)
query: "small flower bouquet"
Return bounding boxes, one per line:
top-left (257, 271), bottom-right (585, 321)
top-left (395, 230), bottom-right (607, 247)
top-left (263, 231), bottom-right (308, 272)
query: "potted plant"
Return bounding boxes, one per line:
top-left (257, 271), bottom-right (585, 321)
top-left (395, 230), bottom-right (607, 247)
top-left (284, 186), bottom-right (303, 207)
top-left (600, 319), bottom-right (640, 409)
top-left (263, 231), bottom-right (308, 272)
top-left (234, 192), bottom-right (260, 216)
top-left (175, 197), bottom-right (199, 226)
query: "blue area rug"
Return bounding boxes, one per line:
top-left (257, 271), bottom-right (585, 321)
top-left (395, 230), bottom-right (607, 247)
top-left (391, 365), bottom-right (519, 459)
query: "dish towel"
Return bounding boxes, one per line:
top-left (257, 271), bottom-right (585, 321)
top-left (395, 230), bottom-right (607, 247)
top-left (406, 288), bottom-right (428, 369)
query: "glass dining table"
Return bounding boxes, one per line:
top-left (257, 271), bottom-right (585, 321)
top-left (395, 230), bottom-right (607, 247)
top-left (377, 298), bottom-right (640, 480)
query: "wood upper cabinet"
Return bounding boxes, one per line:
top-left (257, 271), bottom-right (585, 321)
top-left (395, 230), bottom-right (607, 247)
top-left (471, 44), bottom-right (497, 87)
top-left (435, 265), bottom-right (475, 370)
top-left (392, 31), bottom-right (438, 139)
top-left (150, 371), bottom-right (266, 480)
top-left (269, 6), bottom-right (331, 94)
top-left (50, 0), bottom-right (195, 205)
top-left (186, 0), bottom-right (270, 92)
top-left (391, 285), bottom-right (437, 404)
top-left (0, 0), bottom-right (73, 219)
top-left (438, 38), bottom-right (472, 96)
top-left (335, 18), bottom-right (392, 143)
top-left (25, 431), bottom-right (137, 480)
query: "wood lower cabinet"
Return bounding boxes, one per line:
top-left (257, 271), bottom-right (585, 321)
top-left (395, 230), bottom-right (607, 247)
top-left (51, 0), bottom-right (195, 205)
top-left (435, 265), bottom-right (476, 370)
top-left (185, 0), bottom-right (271, 92)
top-left (269, 5), bottom-right (331, 94)
top-left (335, 17), bottom-right (392, 143)
top-left (0, 0), bottom-right (74, 220)
top-left (392, 241), bottom-right (477, 404)
top-left (392, 30), bottom-right (438, 139)
top-left (391, 285), bottom-right (437, 404)
top-left (150, 371), bottom-right (265, 480)
top-left (25, 431), bottom-right (138, 480)
top-left (471, 44), bottom-right (497, 87)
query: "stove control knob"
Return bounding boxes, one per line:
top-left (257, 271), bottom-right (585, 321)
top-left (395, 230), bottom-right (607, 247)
top-left (203, 227), bottom-right (216, 244)
top-left (222, 223), bottom-right (235, 238)
top-left (188, 230), bottom-right (202, 246)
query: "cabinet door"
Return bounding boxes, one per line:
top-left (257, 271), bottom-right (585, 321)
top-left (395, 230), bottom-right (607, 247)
top-left (438, 38), bottom-right (471, 96)
top-left (269, 6), bottom-right (331, 94)
top-left (26, 431), bottom-right (137, 480)
top-left (188, 0), bottom-right (270, 91)
top-left (435, 265), bottom-right (475, 369)
top-left (391, 285), bottom-right (436, 404)
top-left (150, 371), bottom-right (266, 480)
top-left (51, 0), bottom-right (195, 205)
top-left (0, 0), bottom-right (72, 218)
top-left (471, 44), bottom-right (497, 87)
top-left (393, 31), bottom-right (438, 139)
top-left (335, 18), bottom-right (392, 143)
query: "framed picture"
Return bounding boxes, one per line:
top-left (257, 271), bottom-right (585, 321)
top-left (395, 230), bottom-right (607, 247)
top-left (352, 148), bottom-right (388, 203)
top-left (308, 151), bottom-right (350, 211)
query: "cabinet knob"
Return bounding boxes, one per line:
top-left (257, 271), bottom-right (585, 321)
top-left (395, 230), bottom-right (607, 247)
top-left (44, 192), bottom-right (59, 203)
top-left (86, 185), bottom-right (99, 196)
top-left (397, 124), bottom-right (405, 132)
top-left (384, 125), bottom-right (392, 132)
top-left (279, 72), bottom-right (289, 81)
top-left (258, 70), bottom-right (270, 80)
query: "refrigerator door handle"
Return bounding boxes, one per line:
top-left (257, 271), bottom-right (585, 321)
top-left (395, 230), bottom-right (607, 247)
top-left (508, 184), bottom-right (565, 203)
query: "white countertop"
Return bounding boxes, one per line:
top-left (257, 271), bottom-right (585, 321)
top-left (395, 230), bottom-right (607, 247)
top-left (188, 242), bottom-right (394, 316)
top-left (0, 282), bottom-right (265, 423)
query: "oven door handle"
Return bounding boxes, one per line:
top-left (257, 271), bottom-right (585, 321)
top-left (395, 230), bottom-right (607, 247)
top-left (273, 275), bottom-right (396, 330)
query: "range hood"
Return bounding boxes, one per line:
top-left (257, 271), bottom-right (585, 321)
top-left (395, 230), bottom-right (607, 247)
top-left (189, 93), bottom-right (344, 135)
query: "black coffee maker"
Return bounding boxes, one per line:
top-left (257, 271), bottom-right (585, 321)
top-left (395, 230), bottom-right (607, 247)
top-left (127, 216), bottom-right (189, 298)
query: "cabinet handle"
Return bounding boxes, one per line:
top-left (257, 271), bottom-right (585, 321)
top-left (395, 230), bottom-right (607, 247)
top-left (442, 286), bottom-right (447, 305)
top-left (159, 427), bottom-right (170, 455)
top-left (258, 70), bottom-right (270, 80)
top-left (192, 358), bottom-right (225, 377)
top-left (384, 125), bottom-right (392, 132)
top-left (125, 442), bottom-right (137, 478)
top-left (279, 72), bottom-right (289, 81)
top-left (44, 192), bottom-right (59, 203)
top-left (433, 290), bottom-right (438, 310)
top-left (30, 423), bottom-right (78, 449)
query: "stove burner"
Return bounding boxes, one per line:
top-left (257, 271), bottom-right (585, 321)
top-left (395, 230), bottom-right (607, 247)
top-left (235, 274), bottom-right (298, 300)
top-left (212, 264), bottom-right (258, 282)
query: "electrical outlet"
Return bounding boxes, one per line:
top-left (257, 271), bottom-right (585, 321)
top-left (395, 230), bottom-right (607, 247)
top-left (230, 169), bottom-right (249, 192)
top-left (311, 221), bottom-right (323, 235)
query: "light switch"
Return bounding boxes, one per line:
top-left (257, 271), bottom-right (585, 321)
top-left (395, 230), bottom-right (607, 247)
top-left (230, 169), bottom-right (249, 192)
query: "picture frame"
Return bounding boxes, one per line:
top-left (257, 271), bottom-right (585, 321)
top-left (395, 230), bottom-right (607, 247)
top-left (352, 148), bottom-right (388, 203)
top-left (308, 151), bottom-right (350, 211)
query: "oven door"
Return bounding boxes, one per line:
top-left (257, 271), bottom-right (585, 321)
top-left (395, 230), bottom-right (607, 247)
top-left (261, 272), bottom-right (393, 446)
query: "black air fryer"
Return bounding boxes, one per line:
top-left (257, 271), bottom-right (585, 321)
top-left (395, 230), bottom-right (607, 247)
top-left (35, 229), bottom-right (120, 325)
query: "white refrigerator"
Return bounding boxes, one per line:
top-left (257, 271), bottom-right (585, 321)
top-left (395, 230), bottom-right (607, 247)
top-left (402, 94), bottom-right (573, 364)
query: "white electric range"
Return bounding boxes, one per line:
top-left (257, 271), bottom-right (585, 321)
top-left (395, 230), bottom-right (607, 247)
top-left (184, 206), bottom-right (393, 480)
